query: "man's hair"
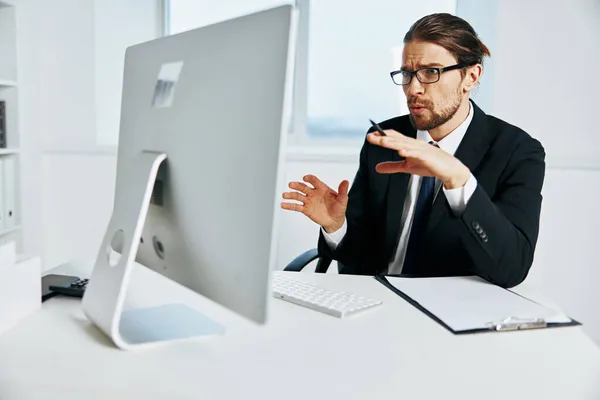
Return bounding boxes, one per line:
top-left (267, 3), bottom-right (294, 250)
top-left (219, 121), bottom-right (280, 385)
top-left (404, 13), bottom-right (491, 70)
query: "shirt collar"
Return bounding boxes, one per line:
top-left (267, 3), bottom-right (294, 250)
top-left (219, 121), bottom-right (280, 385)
top-left (417, 100), bottom-right (474, 156)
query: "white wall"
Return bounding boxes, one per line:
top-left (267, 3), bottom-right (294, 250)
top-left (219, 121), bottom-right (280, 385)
top-left (529, 169), bottom-right (600, 347)
top-left (16, 0), bottom-right (159, 268)
top-left (491, 0), bottom-right (600, 167)
top-left (488, 0), bottom-right (600, 343)
top-left (455, 0), bottom-right (497, 112)
top-left (32, 0), bottom-right (160, 268)
top-left (34, 0), bottom-right (96, 151)
top-left (15, 0), bottom-right (41, 260)
top-left (94, 0), bottom-right (161, 147)
top-left (40, 154), bottom-right (116, 271)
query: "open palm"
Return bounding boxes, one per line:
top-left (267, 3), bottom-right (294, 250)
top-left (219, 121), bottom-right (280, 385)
top-left (367, 131), bottom-right (470, 188)
top-left (281, 174), bottom-right (349, 232)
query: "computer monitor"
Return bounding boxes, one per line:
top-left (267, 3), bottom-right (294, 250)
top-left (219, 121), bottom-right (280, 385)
top-left (81, 5), bottom-right (297, 350)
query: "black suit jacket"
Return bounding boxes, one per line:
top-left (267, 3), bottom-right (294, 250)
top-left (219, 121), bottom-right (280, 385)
top-left (318, 101), bottom-right (546, 288)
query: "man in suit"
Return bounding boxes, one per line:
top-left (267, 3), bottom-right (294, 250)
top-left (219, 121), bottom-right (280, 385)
top-left (281, 13), bottom-right (545, 288)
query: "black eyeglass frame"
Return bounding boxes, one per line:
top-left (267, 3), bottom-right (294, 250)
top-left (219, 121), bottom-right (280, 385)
top-left (390, 63), bottom-right (469, 86)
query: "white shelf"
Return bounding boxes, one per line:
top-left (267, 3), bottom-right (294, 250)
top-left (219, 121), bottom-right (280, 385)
top-left (0, 225), bottom-right (20, 236)
top-left (0, 1), bottom-right (21, 253)
top-left (0, 148), bottom-right (19, 155)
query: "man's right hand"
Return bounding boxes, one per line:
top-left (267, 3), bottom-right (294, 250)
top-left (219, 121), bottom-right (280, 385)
top-left (281, 174), bottom-right (349, 233)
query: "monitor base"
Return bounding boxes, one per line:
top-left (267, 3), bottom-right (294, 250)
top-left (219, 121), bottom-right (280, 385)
top-left (118, 303), bottom-right (225, 347)
top-left (81, 151), bottom-right (224, 350)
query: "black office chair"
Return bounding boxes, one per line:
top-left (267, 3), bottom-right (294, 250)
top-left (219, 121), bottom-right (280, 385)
top-left (283, 248), bottom-right (334, 273)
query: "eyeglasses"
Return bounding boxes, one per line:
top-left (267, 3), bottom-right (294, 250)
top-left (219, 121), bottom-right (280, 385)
top-left (390, 63), bottom-right (467, 86)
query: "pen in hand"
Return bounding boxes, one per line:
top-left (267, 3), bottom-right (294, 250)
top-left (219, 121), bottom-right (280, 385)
top-left (369, 119), bottom-right (387, 136)
top-left (369, 118), bottom-right (405, 161)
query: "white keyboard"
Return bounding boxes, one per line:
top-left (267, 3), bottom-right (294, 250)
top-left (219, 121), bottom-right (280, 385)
top-left (272, 273), bottom-right (382, 318)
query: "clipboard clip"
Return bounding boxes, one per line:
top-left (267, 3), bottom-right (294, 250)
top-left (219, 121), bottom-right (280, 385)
top-left (486, 316), bottom-right (547, 331)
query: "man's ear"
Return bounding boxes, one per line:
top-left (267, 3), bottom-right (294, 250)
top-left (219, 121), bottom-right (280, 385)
top-left (464, 64), bottom-right (483, 93)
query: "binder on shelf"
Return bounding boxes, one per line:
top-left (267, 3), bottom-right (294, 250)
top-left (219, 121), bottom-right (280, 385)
top-left (375, 275), bottom-right (580, 335)
top-left (2, 155), bottom-right (16, 230)
top-left (0, 100), bottom-right (5, 148)
top-left (0, 158), bottom-right (4, 231)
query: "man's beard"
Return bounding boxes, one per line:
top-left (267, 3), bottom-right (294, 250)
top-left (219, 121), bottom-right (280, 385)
top-left (408, 91), bottom-right (462, 131)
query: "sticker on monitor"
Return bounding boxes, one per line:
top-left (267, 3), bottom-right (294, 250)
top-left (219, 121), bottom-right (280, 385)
top-left (152, 61), bottom-right (184, 108)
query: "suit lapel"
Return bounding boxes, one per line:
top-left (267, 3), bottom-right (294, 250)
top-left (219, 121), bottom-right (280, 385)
top-left (426, 101), bottom-right (492, 235)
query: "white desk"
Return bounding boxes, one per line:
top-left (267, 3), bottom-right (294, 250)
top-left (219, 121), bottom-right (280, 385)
top-left (0, 264), bottom-right (599, 400)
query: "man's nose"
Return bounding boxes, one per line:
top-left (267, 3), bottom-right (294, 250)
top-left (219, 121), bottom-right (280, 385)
top-left (405, 76), bottom-right (425, 97)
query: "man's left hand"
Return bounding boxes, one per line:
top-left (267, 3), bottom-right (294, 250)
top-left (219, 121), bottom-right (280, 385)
top-left (366, 130), bottom-right (470, 189)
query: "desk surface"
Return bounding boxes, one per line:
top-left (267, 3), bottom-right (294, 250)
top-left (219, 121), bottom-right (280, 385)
top-left (0, 264), bottom-right (599, 400)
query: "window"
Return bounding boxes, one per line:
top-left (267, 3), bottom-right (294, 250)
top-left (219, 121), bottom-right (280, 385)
top-left (166, 0), bottom-right (286, 35)
top-left (300, 0), bottom-right (457, 145)
top-left (165, 0), bottom-right (457, 146)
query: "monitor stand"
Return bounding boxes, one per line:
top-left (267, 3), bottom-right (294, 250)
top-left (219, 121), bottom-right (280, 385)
top-left (81, 151), bottom-right (225, 350)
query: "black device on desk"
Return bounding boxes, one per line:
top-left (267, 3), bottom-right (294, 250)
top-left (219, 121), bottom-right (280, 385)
top-left (41, 274), bottom-right (80, 301)
top-left (49, 277), bottom-right (89, 298)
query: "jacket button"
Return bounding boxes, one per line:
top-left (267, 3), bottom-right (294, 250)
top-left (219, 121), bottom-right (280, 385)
top-left (472, 221), bottom-right (480, 230)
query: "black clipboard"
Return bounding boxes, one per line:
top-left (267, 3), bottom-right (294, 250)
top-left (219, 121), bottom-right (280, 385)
top-left (375, 275), bottom-right (581, 335)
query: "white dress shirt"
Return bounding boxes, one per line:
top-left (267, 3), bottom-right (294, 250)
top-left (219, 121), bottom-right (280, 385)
top-left (322, 101), bottom-right (477, 274)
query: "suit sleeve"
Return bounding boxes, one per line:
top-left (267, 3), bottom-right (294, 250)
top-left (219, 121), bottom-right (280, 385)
top-left (458, 138), bottom-right (546, 288)
top-left (317, 139), bottom-right (372, 274)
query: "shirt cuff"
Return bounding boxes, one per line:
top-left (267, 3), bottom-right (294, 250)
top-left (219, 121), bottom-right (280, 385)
top-left (443, 173), bottom-right (478, 215)
top-left (321, 219), bottom-right (347, 249)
